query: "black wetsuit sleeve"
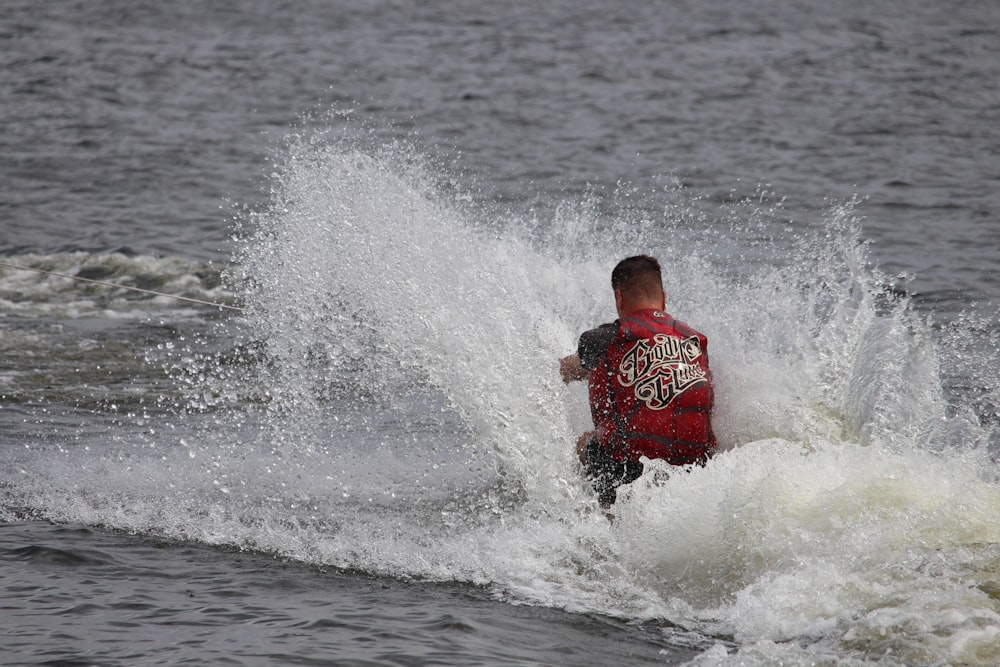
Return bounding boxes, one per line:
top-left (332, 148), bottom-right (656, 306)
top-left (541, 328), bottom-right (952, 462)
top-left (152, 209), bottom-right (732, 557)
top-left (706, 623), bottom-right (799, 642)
top-left (577, 322), bottom-right (618, 371)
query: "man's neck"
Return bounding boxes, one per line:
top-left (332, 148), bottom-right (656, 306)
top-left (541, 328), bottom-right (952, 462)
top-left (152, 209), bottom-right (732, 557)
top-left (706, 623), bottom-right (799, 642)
top-left (615, 287), bottom-right (665, 318)
top-left (617, 299), bottom-right (665, 318)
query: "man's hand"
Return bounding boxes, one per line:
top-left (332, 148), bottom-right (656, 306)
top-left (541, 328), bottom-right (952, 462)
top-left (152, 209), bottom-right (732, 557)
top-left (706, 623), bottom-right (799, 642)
top-left (559, 354), bottom-right (587, 383)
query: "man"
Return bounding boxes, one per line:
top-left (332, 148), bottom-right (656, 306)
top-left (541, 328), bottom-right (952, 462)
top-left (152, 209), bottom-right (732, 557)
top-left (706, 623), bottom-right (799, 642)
top-left (560, 255), bottom-right (717, 508)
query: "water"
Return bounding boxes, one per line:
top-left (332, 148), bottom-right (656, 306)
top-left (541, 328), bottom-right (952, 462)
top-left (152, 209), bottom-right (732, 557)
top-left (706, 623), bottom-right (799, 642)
top-left (2, 0), bottom-right (999, 665)
top-left (2, 523), bottom-right (689, 666)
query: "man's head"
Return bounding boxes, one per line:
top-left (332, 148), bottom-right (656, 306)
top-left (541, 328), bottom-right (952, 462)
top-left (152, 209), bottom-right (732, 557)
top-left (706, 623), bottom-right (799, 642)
top-left (611, 255), bottom-right (665, 316)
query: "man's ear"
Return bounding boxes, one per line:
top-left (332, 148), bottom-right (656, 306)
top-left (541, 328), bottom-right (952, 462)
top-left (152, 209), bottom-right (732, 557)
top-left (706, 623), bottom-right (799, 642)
top-left (614, 288), bottom-right (624, 313)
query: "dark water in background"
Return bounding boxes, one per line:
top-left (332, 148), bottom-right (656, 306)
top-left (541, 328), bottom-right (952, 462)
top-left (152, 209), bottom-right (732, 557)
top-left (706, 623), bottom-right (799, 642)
top-left (2, 1), bottom-right (999, 665)
top-left (5, 0), bottom-right (999, 310)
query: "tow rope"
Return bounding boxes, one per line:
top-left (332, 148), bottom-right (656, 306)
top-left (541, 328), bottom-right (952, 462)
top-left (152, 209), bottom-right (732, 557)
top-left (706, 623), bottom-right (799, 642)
top-left (0, 260), bottom-right (243, 312)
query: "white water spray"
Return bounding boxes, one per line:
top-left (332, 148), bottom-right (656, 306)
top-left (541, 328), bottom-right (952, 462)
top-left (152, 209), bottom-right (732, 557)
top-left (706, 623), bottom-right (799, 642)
top-left (6, 134), bottom-right (999, 666)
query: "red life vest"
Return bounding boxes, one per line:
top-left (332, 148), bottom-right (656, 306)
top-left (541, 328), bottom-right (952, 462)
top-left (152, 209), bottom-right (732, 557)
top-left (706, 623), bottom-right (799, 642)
top-left (589, 309), bottom-right (717, 465)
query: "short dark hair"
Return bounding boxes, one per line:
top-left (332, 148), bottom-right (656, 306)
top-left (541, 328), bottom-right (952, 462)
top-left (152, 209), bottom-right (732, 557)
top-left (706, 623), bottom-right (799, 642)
top-left (611, 255), bottom-right (662, 296)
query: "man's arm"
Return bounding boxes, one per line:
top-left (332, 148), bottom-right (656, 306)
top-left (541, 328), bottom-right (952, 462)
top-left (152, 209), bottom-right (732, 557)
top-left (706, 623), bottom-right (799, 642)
top-left (559, 322), bottom-right (618, 384)
top-left (578, 322), bottom-right (617, 369)
top-left (559, 354), bottom-right (588, 383)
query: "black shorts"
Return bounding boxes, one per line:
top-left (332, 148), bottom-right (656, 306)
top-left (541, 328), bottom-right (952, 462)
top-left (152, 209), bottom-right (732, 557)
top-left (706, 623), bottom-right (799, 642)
top-left (583, 437), bottom-right (644, 509)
